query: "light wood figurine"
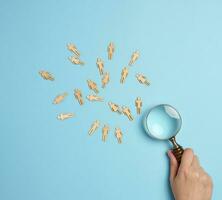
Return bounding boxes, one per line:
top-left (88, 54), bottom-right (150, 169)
top-left (87, 80), bottom-right (99, 93)
top-left (102, 72), bottom-right (110, 88)
top-left (122, 106), bottom-right (134, 121)
top-left (74, 89), bottom-right (84, 105)
top-left (86, 95), bottom-right (103, 102)
top-left (135, 97), bottom-right (142, 114)
top-left (136, 74), bottom-right (150, 86)
top-left (68, 55), bottom-right (84, 65)
top-left (57, 113), bottom-right (74, 120)
top-left (129, 51), bottom-right (139, 66)
top-left (107, 42), bottom-right (115, 60)
top-left (88, 120), bottom-right (100, 135)
top-left (120, 67), bottom-right (129, 84)
top-left (39, 70), bottom-right (54, 81)
top-left (96, 58), bottom-right (104, 75)
top-left (102, 125), bottom-right (109, 142)
top-left (67, 43), bottom-right (80, 57)
top-left (108, 102), bottom-right (122, 114)
top-left (115, 128), bottom-right (123, 144)
top-left (53, 92), bottom-right (68, 104)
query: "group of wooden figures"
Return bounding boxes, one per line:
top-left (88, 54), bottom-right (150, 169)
top-left (88, 121), bottom-right (122, 143)
top-left (39, 42), bottom-right (150, 143)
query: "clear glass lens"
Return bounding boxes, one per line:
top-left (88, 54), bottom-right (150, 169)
top-left (144, 105), bottom-right (182, 140)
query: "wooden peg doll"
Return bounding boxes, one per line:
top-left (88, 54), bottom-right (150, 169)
top-left (87, 80), bottom-right (99, 93)
top-left (122, 106), bottom-right (134, 121)
top-left (102, 125), bottom-right (109, 142)
top-left (74, 89), bottom-right (84, 105)
top-left (135, 97), bottom-right (142, 114)
top-left (57, 113), bottom-right (74, 120)
top-left (102, 72), bottom-right (110, 88)
top-left (107, 42), bottom-right (115, 60)
top-left (108, 102), bottom-right (122, 114)
top-left (120, 67), bottom-right (129, 84)
top-left (68, 55), bottom-right (84, 65)
top-left (39, 71), bottom-right (54, 81)
top-left (129, 51), bottom-right (139, 66)
top-left (86, 95), bottom-right (103, 102)
top-left (88, 120), bottom-right (100, 135)
top-left (67, 43), bottom-right (80, 57)
top-left (136, 73), bottom-right (150, 86)
top-left (115, 128), bottom-right (123, 144)
top-left (96, 58), bottom-right (104, 75)
top-left (53, 92), bottom-right (68, 104)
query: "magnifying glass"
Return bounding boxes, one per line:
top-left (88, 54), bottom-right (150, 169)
top-left (144, 104), bottom-right (184, 163)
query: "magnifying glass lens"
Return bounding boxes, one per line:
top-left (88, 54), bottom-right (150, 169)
top-left (144, 105), bottom-right (182, 140)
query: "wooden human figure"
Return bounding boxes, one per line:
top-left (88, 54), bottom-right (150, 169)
top-left (129, 51), bottom-right (139, 66)
top-left (86, 95), bottom-right (103, 102)
top-left (87, 80), bottom-right (99, 93)
top-left (67, 43), bottom-right (80, 57)
top-left (122, 106), bottom-right (134, 121)
top-left (102, 72), bottom-right (110, 88)
top-left (108, 102), bottom-right (122, 114)
top-left (88, 120), bottom-right (100, 135)
top-left (74, 89), bottom-right (84, 105)
top-left (115, 128), bottom-right (123, 144)
top-left (39, 71), bottom-right (54, 81)
top-left (120, 67), bottom-right (129, 84)
top-left (96, 58), bottom-right (104, 75)
top-left (107, 42), bottom-right (115, 60)
top-left (102, 125), bottom-right (109, 142)
top-left (57, 113), bottom-right (74, 120)
top-left (135, 97), bottom-right (142, 114)
top-left (53, 92), bottom-right (68, 104)
top-left (136, 74), bottom-right (150, 86)
top-left (68, 55), bottom-right (84, 65)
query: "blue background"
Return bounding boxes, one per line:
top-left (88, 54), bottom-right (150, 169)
top-left (0, 0), bottom-right (221, 199)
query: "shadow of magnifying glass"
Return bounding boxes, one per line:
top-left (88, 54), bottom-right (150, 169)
top-left (143, 104), bottom-right (184, 164)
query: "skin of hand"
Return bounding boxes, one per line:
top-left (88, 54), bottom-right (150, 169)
top-left (168, 148), bottom-right (213, 200)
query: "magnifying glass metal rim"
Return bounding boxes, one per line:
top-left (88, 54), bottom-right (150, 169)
top-left (144, 104), bottom-right (183, 141)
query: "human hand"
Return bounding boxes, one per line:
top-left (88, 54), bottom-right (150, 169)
top-left (168, 148), bottom-right (213, 200)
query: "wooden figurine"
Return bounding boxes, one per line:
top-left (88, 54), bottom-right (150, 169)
top-left (115, 128), bottom-right (123, 144)
top-left (39, 70), bottom-right (54, 81)
top-left (108, 102), bottom-right (122, 114)
top-left (88, 120), bottom-right (100, 135)
top-left (122, 106), bottom-right (134, 121)
top-left (74, 89), bottom-right (84, 105)
top-left (67, 43), bottom-right (80, 57)
top-left (87, 80), bottom-right (99, 93)
top-left (96, 58), bottom-right (104, 75)
top-left (53, 92), bottom-right (68, 104)
top-left (86, 95), bottom-right (103, 102)
top-left (107, 42), bottom-right (115, 60)
top-left (120, 67), bottom-right (129, 84)
top-left (57, 113), bottom-right (74, 120)
top-left (102, 125), bottom-right (109, 142)
top-left (68, 55), bottom-right (84, 65)
top-left (101, 72), bottom-right (110, 88)
top-left (135, 97), bottom-right (142, 114)
top-left (136, 74), bottom-right (150, 86)
top-left (129, 51), bottom-right (139, 66)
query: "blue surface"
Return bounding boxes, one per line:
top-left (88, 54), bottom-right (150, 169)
top-left (0, 0), bottom-right (221, 199)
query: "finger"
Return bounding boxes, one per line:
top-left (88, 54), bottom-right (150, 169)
top-left (167, 150), bottom-right (178, 182)
top-left (179, 148), bottom-right (194, 173)
top-left (191, 155), bottom-right (200, 169)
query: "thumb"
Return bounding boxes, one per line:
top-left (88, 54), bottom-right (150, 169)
top-left (167, 150), bottom-right (179, 183)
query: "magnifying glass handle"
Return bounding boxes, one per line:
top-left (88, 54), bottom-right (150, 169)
top-left (169, 137), bottom-right (184, 164)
